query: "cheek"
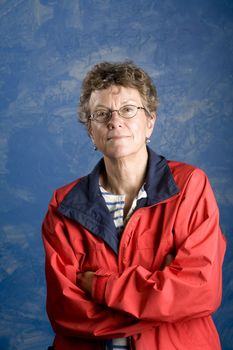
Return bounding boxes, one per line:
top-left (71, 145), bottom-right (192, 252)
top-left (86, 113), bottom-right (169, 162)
top-left (132, 121), bottom-right (147, 138)
top-left (91, 127), bottom-right (105, 144)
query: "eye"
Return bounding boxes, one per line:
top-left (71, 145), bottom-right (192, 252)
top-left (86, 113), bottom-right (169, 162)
top-left (121, 105), bottom-right (135, 113)
top-left (95, 110), bottom-right (109, 118)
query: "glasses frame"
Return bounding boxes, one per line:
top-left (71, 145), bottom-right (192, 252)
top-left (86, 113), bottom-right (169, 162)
top-left (88, 105), bottom-right (147, 123)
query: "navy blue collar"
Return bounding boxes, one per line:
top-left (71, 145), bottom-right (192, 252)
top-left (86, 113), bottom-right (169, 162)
top-left (58, 147), bottom-right (179, 254)
top-left (145, 148), bottom-right (180, 204)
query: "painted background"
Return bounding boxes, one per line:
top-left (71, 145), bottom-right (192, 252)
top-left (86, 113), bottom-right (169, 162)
top-left (0, 1), bottom-right (233, 349)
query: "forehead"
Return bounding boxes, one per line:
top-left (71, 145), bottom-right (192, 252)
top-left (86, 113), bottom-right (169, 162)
top-left (89, 85), bottom-right (142, 107)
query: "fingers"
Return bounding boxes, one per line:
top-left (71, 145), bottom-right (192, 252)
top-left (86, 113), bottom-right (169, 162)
top-left (77, 271), bottom-right (94, 294)
top-left (164, 253), bottom-right (174, 267)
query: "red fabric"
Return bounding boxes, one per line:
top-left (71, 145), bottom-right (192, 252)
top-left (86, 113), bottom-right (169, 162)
top-left (42, 161), bottom-right (226, 350)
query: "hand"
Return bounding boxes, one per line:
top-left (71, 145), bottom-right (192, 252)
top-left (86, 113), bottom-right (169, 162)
top-left (77, 271), bottom-right (95, 294)
top-left (77, 254), bottom-right (174, 293)
top-left (163, 253), bottom-right (174, 268)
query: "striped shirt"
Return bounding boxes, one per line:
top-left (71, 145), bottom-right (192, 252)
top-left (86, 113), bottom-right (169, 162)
top-left (100, 184), bottom-right (147, 350)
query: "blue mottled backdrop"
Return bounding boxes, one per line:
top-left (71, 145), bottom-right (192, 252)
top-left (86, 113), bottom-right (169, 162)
top-left (0, 1), bottom-right (233, 349)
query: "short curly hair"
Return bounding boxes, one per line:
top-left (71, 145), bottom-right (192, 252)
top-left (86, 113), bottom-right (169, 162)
top-left (78, 61), bottom-right (159, 130)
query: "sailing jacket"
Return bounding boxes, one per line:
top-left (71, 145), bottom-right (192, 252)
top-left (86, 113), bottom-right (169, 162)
top-left (42, 148), bottom-right (226, 350)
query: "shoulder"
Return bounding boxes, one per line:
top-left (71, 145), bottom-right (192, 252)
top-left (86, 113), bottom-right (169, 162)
top-left (167, 159), bottom-right (209, 191)
top-left (49, 177), bottom-right (83, 208)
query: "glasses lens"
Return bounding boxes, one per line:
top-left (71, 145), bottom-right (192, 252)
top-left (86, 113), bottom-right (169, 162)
top-left (93, 110), bottom-right (110, 122)
top-left (119, 105), bottom-right (137, 118)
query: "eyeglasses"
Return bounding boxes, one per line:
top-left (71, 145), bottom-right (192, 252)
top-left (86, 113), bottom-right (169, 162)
top-left (89, 105), bottom-right (146, 123)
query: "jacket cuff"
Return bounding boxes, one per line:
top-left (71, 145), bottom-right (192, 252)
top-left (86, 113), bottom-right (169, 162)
top-left (92, 269), bottom-right (113, 304)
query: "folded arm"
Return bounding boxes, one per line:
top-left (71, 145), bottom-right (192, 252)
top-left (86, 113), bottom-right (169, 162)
top-left (90, 170), bottom-right (226, 323)
top-left (42, 197), bottom-right (158, 339)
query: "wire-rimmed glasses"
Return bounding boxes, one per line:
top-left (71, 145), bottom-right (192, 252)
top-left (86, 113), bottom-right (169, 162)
top-left (89, 105), bottom-right (146, 123)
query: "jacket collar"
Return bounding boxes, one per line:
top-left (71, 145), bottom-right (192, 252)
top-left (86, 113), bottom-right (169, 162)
top-left (58, 147), bottom-right (179, 254)
top-left (145, 147), bottom-right (180, 205)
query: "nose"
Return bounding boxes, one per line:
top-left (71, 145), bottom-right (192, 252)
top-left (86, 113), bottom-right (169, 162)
top-left (107, 110), bottom-right (123, 129)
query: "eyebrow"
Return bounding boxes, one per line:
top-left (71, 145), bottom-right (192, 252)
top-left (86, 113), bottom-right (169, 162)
top-left (94, 101), bottom-right (140, 109)
top-left (94, 104), bottom-right (109, 109)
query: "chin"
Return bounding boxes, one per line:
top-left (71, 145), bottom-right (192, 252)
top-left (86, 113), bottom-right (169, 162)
top-left (104, 146), bottom-right (144, 160)
top-left (102, 146), bottom-right (129, 159)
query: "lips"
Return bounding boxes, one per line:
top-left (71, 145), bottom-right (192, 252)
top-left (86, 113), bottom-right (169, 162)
top-left (107, 135), bottom-right (130, 141)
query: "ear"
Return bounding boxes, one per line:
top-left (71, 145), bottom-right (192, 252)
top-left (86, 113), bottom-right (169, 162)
top-left (87, 122), bottom-right (93, 139)
top-left (146, 113), bottom-right (156, 137)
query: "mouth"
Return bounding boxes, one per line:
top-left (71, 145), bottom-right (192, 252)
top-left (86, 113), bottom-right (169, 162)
top-left (107, 135), bottom-right (130, 141)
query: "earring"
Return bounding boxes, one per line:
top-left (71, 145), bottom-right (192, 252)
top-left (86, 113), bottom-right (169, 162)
top-left (146, 137), bottom-right (151, 144)
top-left (93, 143), bottom-right (97, 151)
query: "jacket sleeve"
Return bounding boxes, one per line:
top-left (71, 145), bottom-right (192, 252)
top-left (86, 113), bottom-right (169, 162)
top-left (42, 193), bottom-right (158, 338)
top-left (92, 168), bottom-right (226, 323)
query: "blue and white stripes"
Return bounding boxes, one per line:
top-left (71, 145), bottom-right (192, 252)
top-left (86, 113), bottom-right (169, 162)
top-left (100, 184), bottom-right (147, 231)
top-left (99, 186), bottom-right (125, 231)
top-left (105, 338), bottom-right (130, 350)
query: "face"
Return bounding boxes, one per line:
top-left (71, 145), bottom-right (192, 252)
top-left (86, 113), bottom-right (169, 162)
top-left (88, 85), bottom-right (156, 160)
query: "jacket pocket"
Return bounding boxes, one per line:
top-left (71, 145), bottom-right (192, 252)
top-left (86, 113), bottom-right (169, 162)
top-left (135, 229), bottom-right (173, 270)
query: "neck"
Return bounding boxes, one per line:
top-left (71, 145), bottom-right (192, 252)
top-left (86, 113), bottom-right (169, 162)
top-left (101, 147), bottom-right (149, 198)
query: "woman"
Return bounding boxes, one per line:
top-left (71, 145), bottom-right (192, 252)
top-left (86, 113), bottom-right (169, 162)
top-left (42, 61), bottom-right (226, 350)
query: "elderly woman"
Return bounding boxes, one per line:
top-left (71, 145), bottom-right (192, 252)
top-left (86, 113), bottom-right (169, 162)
top-left (42, 61), bottom-right (226, 350)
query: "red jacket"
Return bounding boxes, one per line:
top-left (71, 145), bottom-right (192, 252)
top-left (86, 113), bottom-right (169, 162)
top-left (42, 148), bottom-right (226, 349)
